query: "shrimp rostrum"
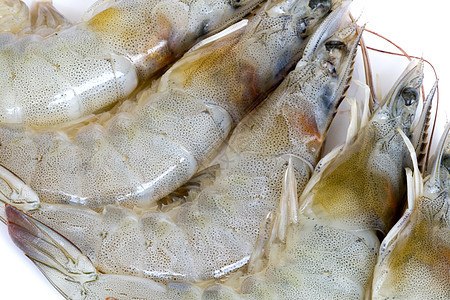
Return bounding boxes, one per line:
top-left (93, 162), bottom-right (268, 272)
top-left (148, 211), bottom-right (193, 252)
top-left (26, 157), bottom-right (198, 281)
top-left (371, 124), bottom-right (450, 299)
top-left (0, 0), bottom-right (264, 126)
top-left (3, 2), bottom-right (362, 299)
top-left (0, 0), bottom-right (338, 214)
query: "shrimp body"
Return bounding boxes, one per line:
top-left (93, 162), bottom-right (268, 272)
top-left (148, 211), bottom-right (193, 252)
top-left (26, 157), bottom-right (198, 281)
top-left (371, 126), bottom-right (450, 299)
top-left (3, 2), bottom-right (363, 297)
top-left (237, 61), bottom-right (424, 299)
top-left (0, 0), bottom-right (263, 126)
top-left (0, 0), bottom-right (334, 211)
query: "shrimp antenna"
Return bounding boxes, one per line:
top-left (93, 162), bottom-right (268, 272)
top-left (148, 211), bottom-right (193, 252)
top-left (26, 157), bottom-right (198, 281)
top-left (349, 14), bottom-right (377, 111)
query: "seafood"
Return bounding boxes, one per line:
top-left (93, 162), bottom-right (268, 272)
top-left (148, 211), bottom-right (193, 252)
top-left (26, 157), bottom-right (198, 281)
top-left (370, 124), bottom-right (450, 299)
top-left (0, 0), bottom-right (336, 212)
top-left (0, 0), bottom-right (70, 36)
top-left (0, 0), bottom-right (263, 126)
top-left (169, 61), bottom-right (431, 299)
top-left (0, 0), bottom-right (30, 33)
top-left (215, 61), bottom-right (427, 299)
top-left (3, 2), bottom-right (360, 298)
top-left (1, 1), bottom-right (448, 300)
top-left (263, 60), bottom-right (425, 299)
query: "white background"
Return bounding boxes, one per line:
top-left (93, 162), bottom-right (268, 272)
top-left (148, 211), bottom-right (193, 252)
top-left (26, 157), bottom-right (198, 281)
top-left (0, 0), bottom-right (448, 299)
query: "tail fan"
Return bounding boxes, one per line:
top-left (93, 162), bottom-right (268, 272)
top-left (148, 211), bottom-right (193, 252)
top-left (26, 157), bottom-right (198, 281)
top-left (6, 205), bottom-right (97, 299)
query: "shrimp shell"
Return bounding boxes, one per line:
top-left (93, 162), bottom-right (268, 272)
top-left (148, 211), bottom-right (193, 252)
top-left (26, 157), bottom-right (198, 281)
top-left (3, 2), bottom-right (363, 298)
top-left (0, 0), bottom-right (335, 214)
top-left (0, 0), bottom-right (263, 126)
top-left (1, 0), bottom-right (448, 299)
top-left (371, 125), bottom-right (450, 299)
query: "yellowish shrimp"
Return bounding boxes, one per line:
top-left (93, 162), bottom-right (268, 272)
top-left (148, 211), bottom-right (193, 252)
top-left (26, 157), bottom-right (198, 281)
top-left (0, 0), bottom-right (263, 126)
top-left (370, 124), bottom-right (450, 299)
top-left (242, 61), bottom-right (426, 299)
top-left (3, 2), bottom-right (360, 298)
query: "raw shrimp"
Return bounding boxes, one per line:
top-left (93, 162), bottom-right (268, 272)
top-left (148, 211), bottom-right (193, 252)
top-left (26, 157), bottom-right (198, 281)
top-left (241, 61), bottom-right (426, 299)
top-left (0, 0), bottom-right (336, 212)
top-left (370, 124), bottom-right (450, 299)
top-left (3, 2), bottom-right (360, 298)
top-left (0, 0), bottom-right (263, 126)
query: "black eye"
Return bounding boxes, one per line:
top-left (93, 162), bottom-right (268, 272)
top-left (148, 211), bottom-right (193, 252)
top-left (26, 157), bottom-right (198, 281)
top-left (309, 0), bottom-right (332, 10)
top-left (325, 41), bottom-right (345, 51)
top-left (229, 0), bottom-right (243, 8)
top-left (401, 87), bottom-right (418, 106)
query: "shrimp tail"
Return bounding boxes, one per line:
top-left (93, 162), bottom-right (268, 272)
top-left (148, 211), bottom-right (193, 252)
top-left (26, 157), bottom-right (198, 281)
top-left (6, 204), bottom-right (98, 300)
top-left (29, 1), bottom-right (71, 32)
top-left (270, 157), bottom-right (299, 244)
top-left (0, 0), bottom-right (70, 35)
top-left (6, 204), bottom-right (205, 299)
top-left (377, 128), bottom-right (423, 258)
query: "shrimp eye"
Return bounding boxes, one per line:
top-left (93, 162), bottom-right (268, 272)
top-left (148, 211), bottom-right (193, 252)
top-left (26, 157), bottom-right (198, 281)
top-left (309, 0), bottom-right (332, 10)
top-left (401, 87), bottom-right (418, 106)
top-left (229, 0), bottom-right (243, 8)
top-left (325, 40), bottom-right (345, 51)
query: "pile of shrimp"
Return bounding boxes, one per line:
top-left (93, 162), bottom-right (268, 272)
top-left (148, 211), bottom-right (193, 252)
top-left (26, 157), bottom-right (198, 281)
top-left (0, 0), bottom-right (448, 299)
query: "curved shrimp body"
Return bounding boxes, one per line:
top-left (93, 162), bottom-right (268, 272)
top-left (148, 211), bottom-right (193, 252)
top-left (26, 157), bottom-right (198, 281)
top-left (0, 0), bottom-right (336, 211)
top-left (237, 62), bottom-right (424, 299)
top-left (0, 0), bottom-right (263, 126)
top-left (4, 1), bottom-right (359, 297)
top-left (371, 126), bottom-right (450, 299)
